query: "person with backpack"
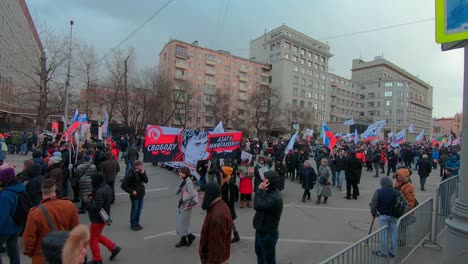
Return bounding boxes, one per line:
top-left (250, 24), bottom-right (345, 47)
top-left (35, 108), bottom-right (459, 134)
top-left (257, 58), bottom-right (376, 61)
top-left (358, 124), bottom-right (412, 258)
top-left (369, 177), bottom-right (402, 258)
top-left (394, 168), bottom-right (416, 210)
top-left (0, 167), bottom-right (27, 264)
top-left (120, 160), bottom-right (148, 231)
top-left (220, 165), bottom-right (240, 243)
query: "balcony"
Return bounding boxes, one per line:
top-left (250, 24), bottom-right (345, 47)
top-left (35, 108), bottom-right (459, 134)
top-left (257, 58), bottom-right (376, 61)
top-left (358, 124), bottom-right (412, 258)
top-left (239, 95), bottom-right (248, 101)
top-left (175, 74), bottom-right (186, 80)
top-left (175, 63), bottom-right (187, 69)
top-left (261, 72), bottom-right (269, 78)
top-left (206, 59), bottom-right (216, 66)
top-left (240, 67), bottom-right (248, 73)
top-left (239, 76), bottom-right (248, 82)
top-left (239, 85), bottom-right (248, 91)
top-left (260, 80), bottom-right (269, 86)
top-left (206, 69), bottom-right (216, 75)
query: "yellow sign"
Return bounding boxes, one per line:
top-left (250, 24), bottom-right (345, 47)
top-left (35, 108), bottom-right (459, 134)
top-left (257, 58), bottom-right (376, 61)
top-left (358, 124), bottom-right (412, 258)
top-left (435, 0), bottom-right (468, 43)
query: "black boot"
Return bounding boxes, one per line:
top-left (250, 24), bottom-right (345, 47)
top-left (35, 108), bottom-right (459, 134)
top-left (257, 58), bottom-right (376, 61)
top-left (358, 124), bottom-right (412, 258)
top-left (175, 236), bottom-right (187, 248)
top-left (231, 231), bottom-right (240, 243)
top-left (186, 234), bottom-right (196, 246)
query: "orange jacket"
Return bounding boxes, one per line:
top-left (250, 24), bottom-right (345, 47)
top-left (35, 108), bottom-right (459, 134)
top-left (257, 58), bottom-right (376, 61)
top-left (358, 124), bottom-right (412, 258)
top-left (396, 181), bottom-right (416, 210)
top-left (23, 197), bottom-right (79, 264)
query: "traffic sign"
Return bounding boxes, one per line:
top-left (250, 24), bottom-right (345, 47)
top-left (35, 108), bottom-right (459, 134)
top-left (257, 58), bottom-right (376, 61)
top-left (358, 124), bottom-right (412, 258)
top-left (436, 0), bottom-right (468, 43)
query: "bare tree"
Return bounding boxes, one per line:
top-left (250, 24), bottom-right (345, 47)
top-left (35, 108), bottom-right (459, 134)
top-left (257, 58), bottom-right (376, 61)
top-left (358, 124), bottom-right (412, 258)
top-left (173, 80), bottom-right (193, 129)
top-left (281, 103), bottom-right (316, 133)
top-left (248, 89), bottom-right (275, 136)
top-left (209, 89), bottom-right (239, 128)
top-left (77, 42), bottom-right (98, 120)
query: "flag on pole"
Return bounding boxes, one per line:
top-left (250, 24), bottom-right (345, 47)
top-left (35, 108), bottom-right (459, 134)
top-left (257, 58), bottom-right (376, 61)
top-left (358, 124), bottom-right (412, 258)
top-left (344, 118), bottom-right (355, 126)
top-left (285, 131), bottom-right (298, 154)
top-left (431, 135), bottom-right (440, 146)
top-left (62, 109), bottom-right (80, 138)
top-left (408, 124), bottom-right (414, 133)
top-left (390, 129), bottom-right (406, 147)
top-left (415, 129), bottom-right (425, 142)
top-left (354, 128), bottom-right (359, 145)
top-left (322, 121), bottom-right (337, 150)
top-left (100, 111), bottom-right (109, 139)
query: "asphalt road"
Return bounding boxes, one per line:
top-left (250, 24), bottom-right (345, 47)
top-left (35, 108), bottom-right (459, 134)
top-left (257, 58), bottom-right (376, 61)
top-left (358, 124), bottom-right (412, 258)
top-left (1, 153), bottom-right (441, 264)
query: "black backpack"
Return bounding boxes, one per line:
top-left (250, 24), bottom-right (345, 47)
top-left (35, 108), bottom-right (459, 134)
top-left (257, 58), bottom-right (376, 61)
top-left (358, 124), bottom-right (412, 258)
top-left (6, 190), bottom-right (33, 225)
top-left (391, 190), bottom-right (408, 218)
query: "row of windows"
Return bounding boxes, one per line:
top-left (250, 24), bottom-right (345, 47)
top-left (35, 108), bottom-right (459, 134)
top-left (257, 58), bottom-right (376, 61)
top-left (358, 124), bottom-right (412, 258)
top-left (293, 67), bottom-right (327, 80)
top-left (293, 76), bottom-right (326, 90)
top-left (284, 53), bottom-right (326, 70)
top-left (269, 30), bottom-right (327, 52)
top-left (293, 88), bottom-right (325, 101)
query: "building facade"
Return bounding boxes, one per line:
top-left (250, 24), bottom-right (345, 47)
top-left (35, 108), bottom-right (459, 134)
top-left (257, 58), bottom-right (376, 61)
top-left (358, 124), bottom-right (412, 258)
top-left (453, 112), bottom-right (462, 137)
top-left (432, 117), bottom-right (455, 138)
top-left (250, 25), bottom-right (333, 131)
top-left (351, 57), bottom-right (433, 142)
top-left (0, 0), bottom-right (43, 131)
top-left (329, 74), bottom-right (364, 123)
top-left (159, 39), bottom-right (271, 135)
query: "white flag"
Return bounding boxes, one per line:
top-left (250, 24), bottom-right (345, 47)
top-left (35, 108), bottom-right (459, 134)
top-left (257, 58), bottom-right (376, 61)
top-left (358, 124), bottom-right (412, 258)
top-left (212, 121), bottom-right (225, 133)
top-left (285, 132), bottom-right (298, 154)
top-left (415, 129), bottom-right (425, 142)
top-left (408, 124), bottom-right (414, 133)
top-left (344, 118), bottom-right (355, 126)
top-left (354, 129), bottom-right (359, 145)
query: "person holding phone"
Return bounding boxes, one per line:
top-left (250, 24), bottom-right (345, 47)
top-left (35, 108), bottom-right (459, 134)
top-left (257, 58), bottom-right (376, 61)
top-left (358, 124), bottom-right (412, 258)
top-left (120, 160), bottom-right (148, 231)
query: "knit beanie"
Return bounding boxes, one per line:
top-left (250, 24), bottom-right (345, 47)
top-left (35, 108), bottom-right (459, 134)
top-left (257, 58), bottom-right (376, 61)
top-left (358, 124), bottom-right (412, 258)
top-left (0, 168), bottom-right (15, 185)
top-left (200, 182), bottom-right (221, 210)
top-left (49, 156), bottom-right (62, 165)
top-left (380, 177), bottom-right (393, 188)
top-left (32, 151), bottom-right (42, 158)
top-left (42, 231), bottom-right (70, 264)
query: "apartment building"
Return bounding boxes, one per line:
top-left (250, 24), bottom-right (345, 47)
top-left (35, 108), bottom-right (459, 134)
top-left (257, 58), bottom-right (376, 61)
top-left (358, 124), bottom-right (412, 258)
top-left (432, 117), bottom-right (455, 138)
top-left (0, 0), bottom-right (43, 130)
top-left (159, 39), bottom-right (271, 134)
top-left (329, 74), bottom-right (363, 123)
top-left (250, 25), bottom-right (333, 131)
top-left (351, 57), bottom-right (433, 142)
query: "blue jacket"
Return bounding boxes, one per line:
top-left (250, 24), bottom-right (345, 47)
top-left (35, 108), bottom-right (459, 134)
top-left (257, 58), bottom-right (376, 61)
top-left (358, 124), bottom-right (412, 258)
top-left (445, 156), bottom-right (460, 176)
top-left (432, 150), bottom-right (440, 160)
top-left (0, 182), bottom-right (26, 235)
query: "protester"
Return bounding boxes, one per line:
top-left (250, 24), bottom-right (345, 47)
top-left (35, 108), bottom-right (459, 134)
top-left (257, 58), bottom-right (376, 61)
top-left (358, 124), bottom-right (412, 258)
top-left (61, 224), bottom-right (90, 264)
top-left (344, 151), bottom-right (363, 200)
top-left (45, 152), bottom-right (65, 198)
top-left (25, 163), bottom-right (45, 206)
top-left (0, 168), bottom-right (25, 264)
top-left (120, 160), bottom-right (148, 231)
top-left (77, 156), bottom-right (96, 214)
top-left (32, 150), bottom-right (47, 174)
top-left (99, 151), bottom-right (120, 204)
top-left (196, 159), bottom-right (209, 186)
top-left (23, 179), bottom-right (79, 264)
top-left (41, 231), bottom-right (69, 264)
top-left (238, 159), bottom-right (254, 208)
top-left (220, 165), bottom-right (240, 243)
top-left (254, 156), bottom-right (269, 191)
top-left (417, 154), bottom-right (432, 191)
top-left (316, 158), bottom-right (332, 205)
top-left (88, 172), bottom-right (121, 264)
top-left (372, 147), bottom-right (381, 177)
top-left (334, 150), bottom-right (346, 191)
top-left (125, 141), bottom-right (139, 177)
top-left (444, 155), bottom-right (460, 176)
top-left (438, 151), bottom-right (450, 177)
top-left (253, 171), bottom-right (283, 264)
top-left (175, 167), bottom-right (197, 247)
top-left (199, 182), bottom-right (232, 264)
top-left (274, 159), bottom-right (287, 191)
top-left (300, 160), bottom-right (317, 202)
top-left (394, 169), bottom-right (416, 210)
top-left (370, 177), bottom-right (398, 258)
top-left (386, 149), bottom-right (398, 176)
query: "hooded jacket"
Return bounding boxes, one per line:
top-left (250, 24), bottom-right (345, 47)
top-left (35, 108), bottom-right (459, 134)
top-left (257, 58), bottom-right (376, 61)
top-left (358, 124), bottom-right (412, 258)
top-left (121, 167), bottom-right (148, 199)
top-left (417, 157), bottom-right (432, 177)
top-left (26, 164), bottom-right (44, 206)
top-left (45, 162), bottom-right (64, 197)
top-left (253, 171), bottom-right (283, 233)
top-left (88, 173), bottom-right (113, 224)
top-left (370, 177), bottom-right (398, 216)
top-left (0, 181), bottom-right (26, 235)
top-left (445, 156), bottom-right (460, 175)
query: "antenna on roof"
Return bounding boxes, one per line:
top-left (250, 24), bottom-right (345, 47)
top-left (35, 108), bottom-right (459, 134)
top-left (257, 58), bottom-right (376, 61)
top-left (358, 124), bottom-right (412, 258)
top-left (263, 28), bottom-right (267, 49)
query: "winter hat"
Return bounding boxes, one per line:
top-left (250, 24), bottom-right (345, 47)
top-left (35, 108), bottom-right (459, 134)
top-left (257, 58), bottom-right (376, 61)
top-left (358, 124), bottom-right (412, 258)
top-left (49, 156), bottom-right (62, 165)
top-left (200, 182), bottom-right (221, 210)
top-left (220, 166), bottom-right (233, 186)
top-left (26, 164), bottom-right (42, 179)
top-left (53, 152), bottom-right (62, 157)
top-left (42, 231), bottom-right (70, 264)
top-left (61, 225), bottom-right (90, 264)
top-left (84, 155), bottom-right (92, 162)
top-left (0, 167), bottom-right (16, 185)
top-left (263, 170), bottom-right (280, 192)
top-left (380, 177), bottom-right (393, 188)
top-left (422, 154), bottom-right (428, 159)
top-left (396, 168), bottom-right (410, 179)
top-left (32, 151), bottom-right (42, 158)
top-left (48, 148), bottom-right (56, 156)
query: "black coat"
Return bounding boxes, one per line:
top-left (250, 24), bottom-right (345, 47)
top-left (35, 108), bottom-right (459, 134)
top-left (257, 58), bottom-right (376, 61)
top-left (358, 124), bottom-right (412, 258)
top-left (335, 156), bottom-right (346, 171)
top-left (345, 156), bottom-right (363, 183)
top-left (417, 158), bottom-right (432, 176)
top-left (300, 166), bottom-right (317, 190)
top-left (121, 168), bottom-right (148, 199)
top-left (253, 189), bottom-right (283, 233)
top-left (88, 174), bottom-right (113, 224)
top-left (26, 175), bottom-right (44, 206)
top-left (274, 163), bottom-right (287, 191)
top-left (221, 180), bottom-right (237, 220)
top-left (99, 158), bottom-right (120, 183)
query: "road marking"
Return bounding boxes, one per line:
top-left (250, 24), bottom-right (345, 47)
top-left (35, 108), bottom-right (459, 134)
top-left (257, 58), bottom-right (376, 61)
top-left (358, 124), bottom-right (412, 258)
top-left (144, 230), bottom-right (354, 245)
top-left (115, 187), bottom-right (169, 196)
top-left (285, 203), bottom-right (369, 212)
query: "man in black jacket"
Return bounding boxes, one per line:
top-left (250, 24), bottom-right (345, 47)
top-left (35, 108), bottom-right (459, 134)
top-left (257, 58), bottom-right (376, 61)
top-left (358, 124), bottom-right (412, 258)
top-left (99, 151), bottom-right (120, 204)
top-left (417, 154), bottom-right (432, 191)
top-left (344, 151), bottom-right (363, 200)
top-left (88, 172), bottom-right (121, 264)
top-left (253, 170), bottom-right (283, 264)
top-left (121, 160), bottom-right (148, 231)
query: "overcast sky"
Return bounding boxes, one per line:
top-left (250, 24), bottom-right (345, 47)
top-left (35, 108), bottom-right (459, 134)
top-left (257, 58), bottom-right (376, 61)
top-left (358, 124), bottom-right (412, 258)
top-left (26, 0), bottom-right (464, 118)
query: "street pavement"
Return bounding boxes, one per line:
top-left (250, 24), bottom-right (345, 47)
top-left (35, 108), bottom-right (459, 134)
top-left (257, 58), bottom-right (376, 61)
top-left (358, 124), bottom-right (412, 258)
top-left (1, 153), bottom-right (443, 263)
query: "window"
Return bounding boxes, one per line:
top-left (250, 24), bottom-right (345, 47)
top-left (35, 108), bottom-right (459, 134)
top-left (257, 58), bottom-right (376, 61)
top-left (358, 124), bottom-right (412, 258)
top-left (206, 54), bottom-right (216, 61)
top-left (397, 120), bottom-right (403, 124)
top-left (397, 110), bottom-right (403, 115)
top-left (308, 80), bottom-right (313, 87)
top-left (308, 51), bottom-right (312, 58)
top-left (397, 82), bottom-right (404, 87)
top-left (198, 64), bottom-right (203, 70)
top-left (270, 55), bottom-right (275, 61)
top-left (292, 56), bottom-right (298, 62)
top-left (321, 74), bottom-right (326, 80)
top-left (320, 105), bottom-right (324, 111)
top-left (314, 93), bottom-right (318, 100)
top-left (307, 91), bottom-right (312, 98)
top-left (314, 82), bottom-right (319, 89)
top-left (320, 84), bottom-right (325, 90)
top-left (294, 66), bottom-right (299, 72)
top-left (270, 44), bottom-right (275, 51)
top-left (314, 54), bottom-right (319, 60)
top-left (301, 78), bottom-right (306, 86)
top-left (301, 90), bottom-right (305, 97)
top-left (284, 53), bottom-right (290, 59)
top-left (293, 76), bottom-right (299, 84)
top-left (198, 53), bottom-right (203, 59)
top-left (314, 72), bottom-right (319, 78)
top-left (293, 88), bottom-right (298, 96)
top-left (300, 101), bottom-right (305, 107)
top-left (225, 66), bottom-right (230, 71)
top-left (300, 49), bottom-right (305, 56)
top-left (300, 58), bottom-right (305, 64)
top-left (293, 46), bottom-right (298, 52)
top-left (206, 65), bottom-right (214, 71)
top-left (321, 56), bottom-right (325, 63)
top-left (205, 117), bottom-right (213, 123)
top-left (385, 91), bottom-right (392, 97)
top-left (198, 74), bottom-right (202, 80)
top-left (189, 62), bottom-right (194, 68)
top-left (385, 82), bottom-right (393, 87)
top-left (176, 45), bottom-right (187, 57)
top-left (320, 65), bottom-right (325, 71)
top-left (301, 68), bottom-right (306, 74)
top-left (307, 61), bottom-right (312, 67)
top-left (188, 72), bottom-right (193, 78)
top-left (313, 103), bottom-right (318, 110)
top-left (314, 63), bottom-right (319, 69)
top-left (320, 94), bottom-right (325, 101)
top-left (285, 42), bottom-right (290, 49)
top-left (293, 99), bottom-right (298, 106)
top-left (176, 70), bottom-right (184, 76)
top-left (189, 51), bottom-right (193, 57)
top-left (386, 101), bottom-right (392, 106)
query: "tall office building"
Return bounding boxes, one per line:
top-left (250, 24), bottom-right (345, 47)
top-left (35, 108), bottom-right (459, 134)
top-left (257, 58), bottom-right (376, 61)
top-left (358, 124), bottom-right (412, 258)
top-left (159, 39), bottom-right (271, 134)
top-left (351, 57), bottom-right (433, 141)
top-left (0, 0), bottom-right (43, 130)
top-left (250, 25), bottom-right (333, 131)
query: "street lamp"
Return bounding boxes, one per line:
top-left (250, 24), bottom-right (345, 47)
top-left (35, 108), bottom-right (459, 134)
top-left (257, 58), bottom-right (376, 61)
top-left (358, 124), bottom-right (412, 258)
top-left (63, 20), bottom-right (74, 132)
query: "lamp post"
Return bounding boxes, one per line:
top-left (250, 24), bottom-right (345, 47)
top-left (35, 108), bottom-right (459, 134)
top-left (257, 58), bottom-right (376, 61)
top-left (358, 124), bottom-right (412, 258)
top-left (63, 20), bottom-right (74, 132)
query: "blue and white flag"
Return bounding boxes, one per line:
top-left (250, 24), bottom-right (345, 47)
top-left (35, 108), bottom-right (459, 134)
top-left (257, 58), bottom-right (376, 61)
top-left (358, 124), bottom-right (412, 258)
top-left (354, 129), bottom-right (359, 145)
top-left (212, 121), bottom-right (225, 133)
top-left (408, 124), bottom-right (414, 133)
top-left (344, 118), bottom-right (355, 126)
top-left (285, 132), bottom-right (299, 154)
top-left (415, 129), bottom-right (425, 142)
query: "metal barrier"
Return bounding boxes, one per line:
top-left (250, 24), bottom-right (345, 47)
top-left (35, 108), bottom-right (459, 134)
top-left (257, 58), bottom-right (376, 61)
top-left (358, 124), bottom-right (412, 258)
top-left (434, 175), bottom-right (459, 241)
top-left (395, 198), bottom-right (434, 263)
top-left (320, 226), bottom-right (390, 264)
